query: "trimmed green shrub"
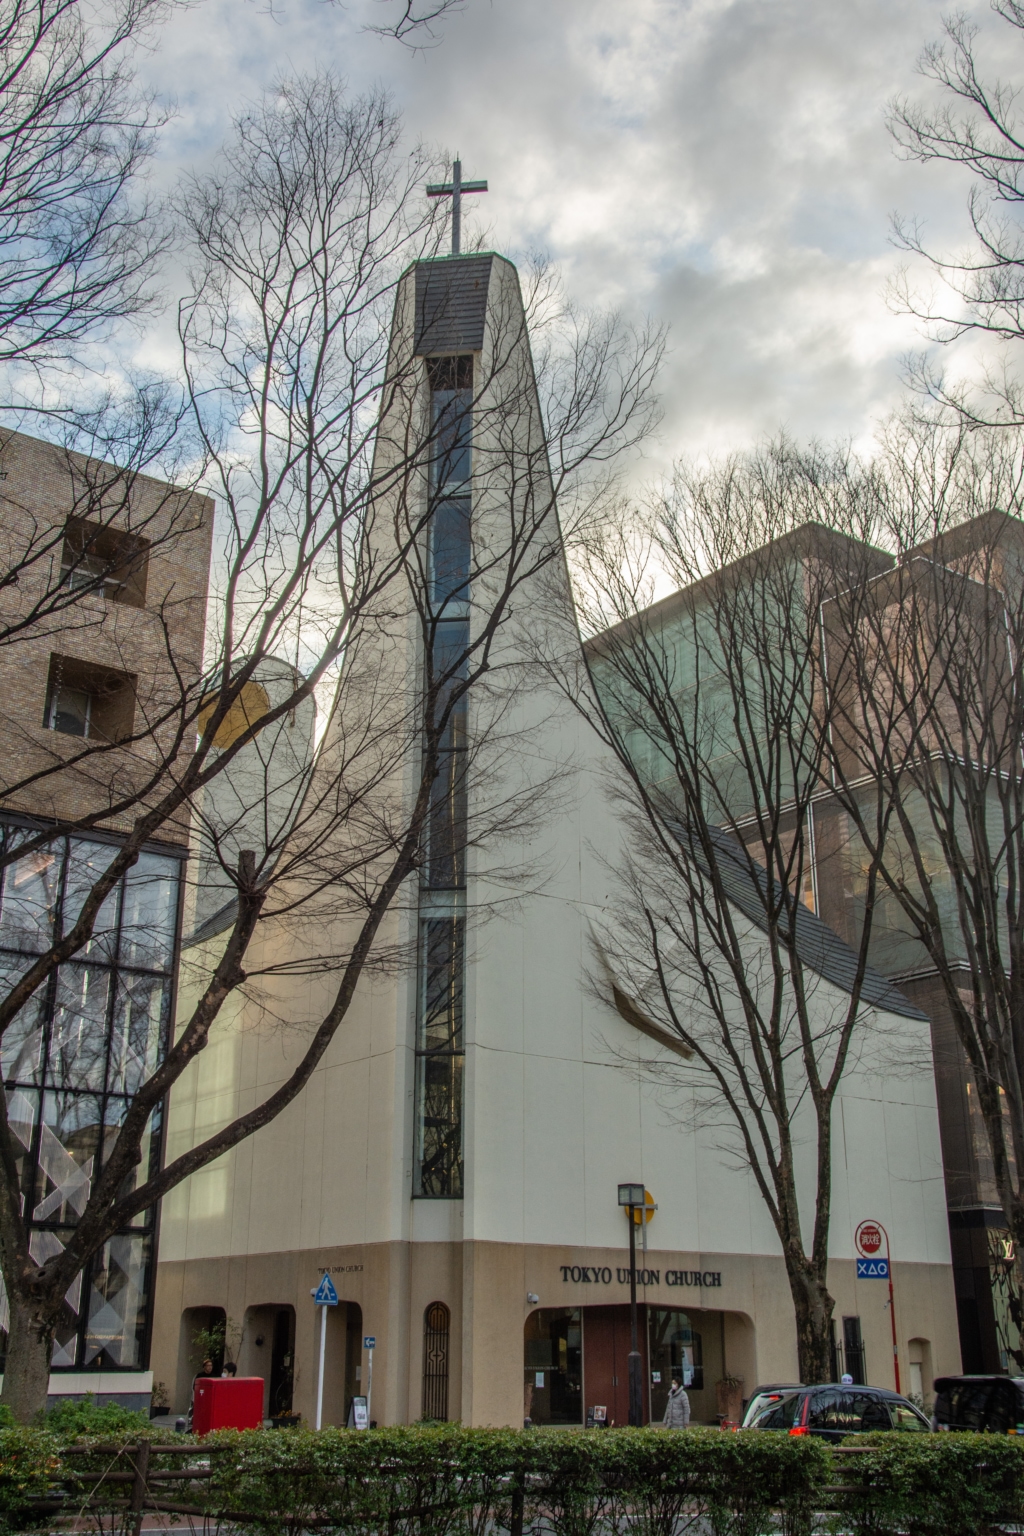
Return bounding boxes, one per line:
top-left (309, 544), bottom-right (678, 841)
top-left (199, 1425), bottom-right (830, 1536)
top-left (44, 1393), bottom-right (152, 1437)
top-left (1, 1408), bottom-right (186, 1536)
top-left (0, 1427), bottom-right (62, 1536)
top-left (2, 1421), bottom-right (1024, 1536)
top-left (203, 1425), bottom-right (526, 1536)
top-left (832, 1431), bottom-right (1024, 1536)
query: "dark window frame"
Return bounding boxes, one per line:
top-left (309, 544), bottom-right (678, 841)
top-left (0, 822), bottom-right (184, 1373)
top-left (44, 653), bottom-right (137, 743)
top-left (422, 1300), bottom-right (451, 1421)
top-left (60, 517), bottom-right (150, 608)
top-left (523, 1306), bottom-right (583, 1426)
top-left (414, 354), bottom-right (473, 1201)
top-left (842, 1314), bottom-right (866, 1384)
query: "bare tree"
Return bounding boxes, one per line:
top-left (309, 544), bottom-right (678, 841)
top-left (366, 0), bottom-right (465, 45)
top-left (0, 0), bottom-right (473, 655)
top-left (888, 2), bottom-right (1024, 421)
top-left (0, 0), bottom-right (175, 374)
top-left (822, 414), bottom-right (1024, 1301)
top-left (0, 0), bottom-right (218, 659)
top-left (557, 443), bottom-right (919, 1383)
top-left (0, 402), bottom-right (205, 654)
top-left (0, 73), bottom-right (661, 1419)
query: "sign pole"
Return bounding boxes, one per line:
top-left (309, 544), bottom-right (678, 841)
top-left (618, 1182), bottom-right (647, 1428)
top-left (316, 1302), bottom-right (328, 1430)
top-left (310, 1272), bottom-right (340, 1431)
top-left (883, 1224), bottom-right (900, 1395)
top-left (627, 1203), bottom-right (642, 1427)
top-left (364, 1336), bottom-right (376, 1425)
top-left (854, 1220), bottom-right (900, 1393)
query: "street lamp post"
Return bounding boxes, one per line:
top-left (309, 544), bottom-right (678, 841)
top-left (618, 1182), bottom-right (645, 1427)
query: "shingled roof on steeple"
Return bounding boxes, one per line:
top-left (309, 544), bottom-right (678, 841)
top-left (414, 255), bottom-right (494, 355)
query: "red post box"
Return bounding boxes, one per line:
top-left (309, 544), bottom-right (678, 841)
top-left (192, 1376), bottom-right (264, 1434)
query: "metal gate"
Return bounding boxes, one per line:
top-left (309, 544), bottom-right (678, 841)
top-left (422, 1301), bottom-right (451, 1421)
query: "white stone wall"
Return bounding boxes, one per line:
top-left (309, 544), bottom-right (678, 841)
top-left (155, 253), bottom-right (956, 1422)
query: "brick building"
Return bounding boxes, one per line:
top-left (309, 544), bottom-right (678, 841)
top-left (0, 429), bottom-right (213, 1407)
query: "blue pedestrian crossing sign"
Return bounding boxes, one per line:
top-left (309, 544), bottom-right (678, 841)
top-left (314, 1273), bottom-right (339, 1305)
top-left (857, 1258), bottom-right (889, 1279)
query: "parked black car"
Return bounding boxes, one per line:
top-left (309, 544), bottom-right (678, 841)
top-left (932, 1375), bottom-right (1024, 1432)
top-left (741, 1383), bottom-right (930, 1438)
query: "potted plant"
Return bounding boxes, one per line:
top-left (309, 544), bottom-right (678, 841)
top-left (271, 1409), bottom-right (301, 1429)
top-left (715, 1374), bottom-right (744, 1426)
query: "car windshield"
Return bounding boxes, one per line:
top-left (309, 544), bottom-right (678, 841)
top-left (742, 1390), bottom-right (803, 1429)
top-left (889, 1400), bottom-right (930, 1431)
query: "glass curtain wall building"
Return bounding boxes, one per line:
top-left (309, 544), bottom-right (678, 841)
top-left (0, 828), bottom-right (182, 1371)
top-left (413, 355), bottom-right (472, 1198)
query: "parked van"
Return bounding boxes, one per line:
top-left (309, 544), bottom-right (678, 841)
top-left (932, 1376), bottom-right (1024, 1432)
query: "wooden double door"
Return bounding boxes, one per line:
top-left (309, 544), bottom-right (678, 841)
top-left (581, 1305), bottom-right (651, 1427)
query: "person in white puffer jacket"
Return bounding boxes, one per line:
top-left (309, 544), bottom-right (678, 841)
top-left (663, 1373), bottom-right (691, 1428)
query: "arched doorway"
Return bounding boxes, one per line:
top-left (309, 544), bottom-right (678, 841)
top-left (422, 1301), bottom-right (451, 1421)
top-left (175, 1306), bottom-right (226, 1413)
top-left (319, 1301), bottom-right (362, 1427)
top-left (269, 1307), bottom-right (295, 1416)
top-left (240, 1304), bottom-right (294, 1418)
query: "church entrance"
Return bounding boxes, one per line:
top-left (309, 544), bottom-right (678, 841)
top-left (525, 1305), bottom-right (726, 1427)
top-left (580, 1305), bottom-right (650, 1426)
top-left (646, 1306), bottom-right (718, 1423)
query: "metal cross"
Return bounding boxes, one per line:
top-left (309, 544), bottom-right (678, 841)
top-left (426, 158), bottom-right (488, 256)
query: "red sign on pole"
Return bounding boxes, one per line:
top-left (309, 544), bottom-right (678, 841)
top-left (854, 1219), bottom-right (901, 1396)
top-left (855, 1220), bottom-right (883, 1257)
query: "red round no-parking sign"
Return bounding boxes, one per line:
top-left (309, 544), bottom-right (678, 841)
top-left (855, 1220), bottom-right (883, 1256)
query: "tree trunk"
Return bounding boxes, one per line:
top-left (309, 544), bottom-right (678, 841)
top-left (1, 1291), bottom-right (55, 1422)
top-left (786, 1262), bottom-right (835, 1384)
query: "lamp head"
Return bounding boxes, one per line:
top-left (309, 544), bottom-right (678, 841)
top-left (618, 1182), bottom-right (645, 1207)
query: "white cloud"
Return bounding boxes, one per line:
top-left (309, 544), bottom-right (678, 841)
top-left (132, 0), bottom-right (1019, 465)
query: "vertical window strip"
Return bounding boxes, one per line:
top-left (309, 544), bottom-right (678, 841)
top-left (414, 356), bottom-right (473, 1198)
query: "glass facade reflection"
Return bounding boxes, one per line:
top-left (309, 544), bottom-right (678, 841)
top-left (0, 827), bottom-right (181, 1371)
top-left (647, 1307), bottom-right (703, 1422)
top-left (524, 1307), bottom-right (583, 1425)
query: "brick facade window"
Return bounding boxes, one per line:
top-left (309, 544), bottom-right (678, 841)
top-left (60, 518), bottom-right (149, 608)
top-left (44, 655), bottom-right (137, 742)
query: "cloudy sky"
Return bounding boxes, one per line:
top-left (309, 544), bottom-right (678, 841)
top-left (136, 0), bottom-right (1015, 470)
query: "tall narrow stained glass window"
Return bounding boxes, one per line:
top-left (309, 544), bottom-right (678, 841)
top-left (414, 355), bottom-right (472, 1198)
top-left (0, 827), bottom-right (181, 1372)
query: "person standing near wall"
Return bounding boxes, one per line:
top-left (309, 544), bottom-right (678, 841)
top-left (663, 1373), bottom-right (690, 1428)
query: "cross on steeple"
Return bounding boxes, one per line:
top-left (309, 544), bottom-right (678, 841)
top-left (426, 158), bottom-right (488, 256)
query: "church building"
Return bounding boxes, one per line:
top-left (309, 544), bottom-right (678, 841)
top-left (150, 251), bottom-right (959, 1428)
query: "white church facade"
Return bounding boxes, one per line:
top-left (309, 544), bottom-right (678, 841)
top-left (150, 252), bottom-right (960, 1428)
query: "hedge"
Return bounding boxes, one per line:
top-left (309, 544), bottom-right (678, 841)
top-left (1, 1422), bottom-right (1023, 1536)
top-left (198, 1426), bottom-right (831, 1536)
top-left (830, 1430), bottom-right (1024, 1535)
